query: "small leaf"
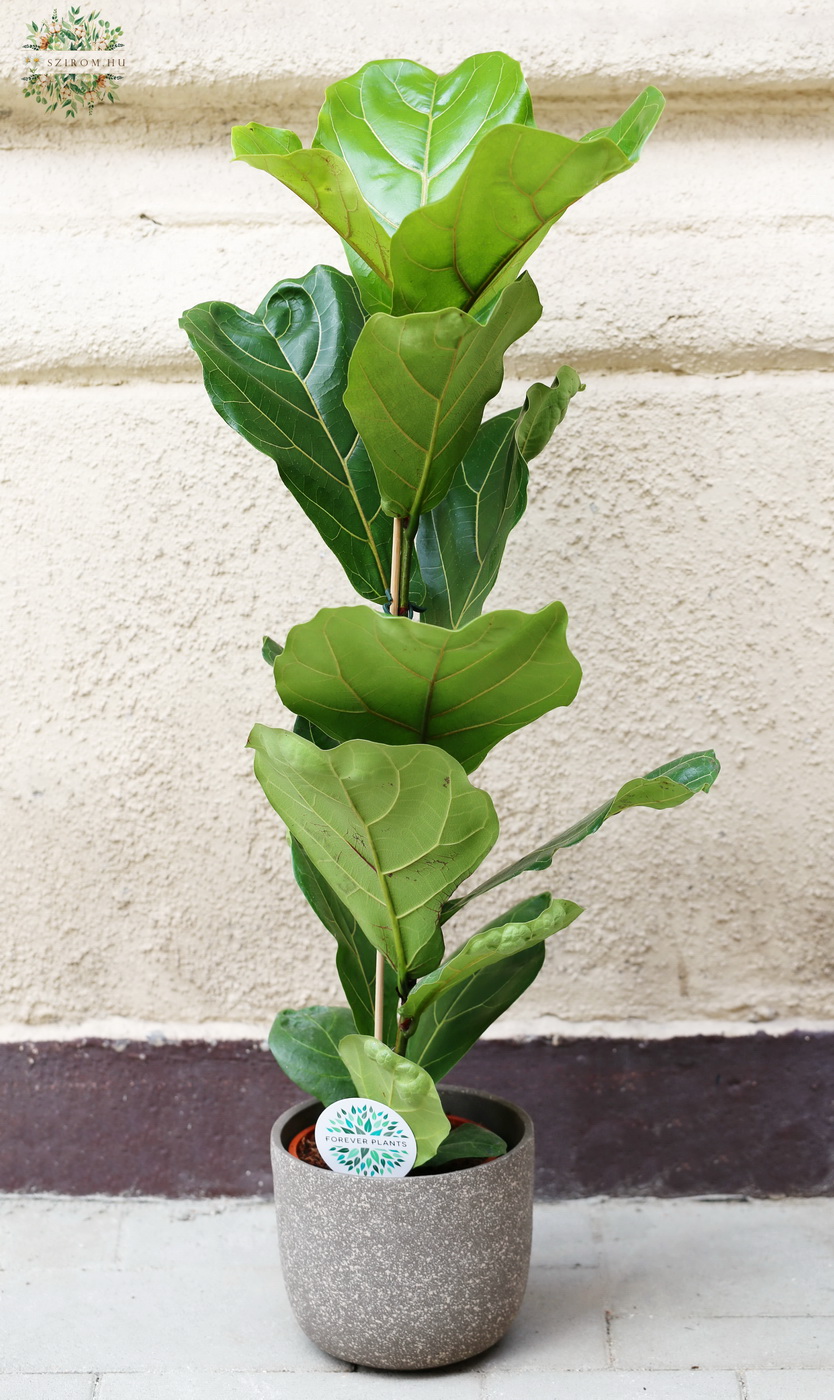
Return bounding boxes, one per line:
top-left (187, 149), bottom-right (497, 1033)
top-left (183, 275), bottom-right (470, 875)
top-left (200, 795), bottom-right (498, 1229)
top-left (292, 713), bottom-right (339, 750)
top-left (405, 893), bottom-right (550, 1081)
top-left (262, 635), bottom-right (282, 666)
top-left (421, 1122), bottom-right (506, 1166)
top-left (273, 602), bottom-right (581, 773)
top-left (344, 273), bottom-right (541, 518)
top-left (443, 749), bottom-right (720, 920)
top-left (268, 1006), bottom-right (357, 1105)
top-left (231, 124), bottom-right (392, 285)
top-left (515, 368), bottom-right (585, 461)
top-left (579, 85), bottom-right (666, 162)
top-left (400, 896), bottom-right (582, 1023)
top-left (338, 1034), bottom-right (450, 1167)
top-left (248, 729), bottom-right (498, 984)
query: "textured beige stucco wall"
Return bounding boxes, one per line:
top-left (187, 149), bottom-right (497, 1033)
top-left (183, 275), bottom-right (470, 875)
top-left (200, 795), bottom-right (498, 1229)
top-left (1, 2), bottom-right (832, 1033)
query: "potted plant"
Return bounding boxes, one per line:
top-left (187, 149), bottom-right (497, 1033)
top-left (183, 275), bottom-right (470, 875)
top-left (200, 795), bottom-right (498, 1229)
top-left (181, 51), bottom-right (720, 1371)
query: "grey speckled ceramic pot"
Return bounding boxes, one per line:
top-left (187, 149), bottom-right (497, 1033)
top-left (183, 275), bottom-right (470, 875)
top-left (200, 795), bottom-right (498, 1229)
top-left (271, 1084), bottom-right (534, 1370)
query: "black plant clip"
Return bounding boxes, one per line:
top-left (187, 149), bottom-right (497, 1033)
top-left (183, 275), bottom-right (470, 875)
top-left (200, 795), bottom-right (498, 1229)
top-left (382, 590), bottom-right (424, 620)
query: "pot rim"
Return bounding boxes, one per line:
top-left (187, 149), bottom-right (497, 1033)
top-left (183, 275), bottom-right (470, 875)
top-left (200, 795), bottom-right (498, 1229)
top-left (272, 1082), bottom-right (533, 1184)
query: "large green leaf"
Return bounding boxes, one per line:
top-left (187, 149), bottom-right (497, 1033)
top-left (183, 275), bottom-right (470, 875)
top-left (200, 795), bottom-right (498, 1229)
top-left (313, 53), bottom-right (534, 234)
top-left (248, 729), bottom-right (498, 984)
top-left (337, 1034), bottom-right (450, 1167)
top-left (390, 86), bottom-right (665, 315)
top-left (405, 893), bottom-right (551, 1082)
top-left (290, 839), bottom-right (397, 1041)
top-left (416, 367), bottom-right (584, 628)
top-left (180, 265), bottom-right (407, 606)
top-left (343, 274), bottom-right (541, 519)
top-left (231, 124), bottom-right (392, 285)
top-left (268, 1006), bottom-right (358, 1105)
top-left (400, 896), bottom-right (582, 1024)
top-left (315, 54), bottom-right (534, 317)
top-left (273, 602), bottom-right (581, 773)
top-left (442, 749), bottom-right (721, 921)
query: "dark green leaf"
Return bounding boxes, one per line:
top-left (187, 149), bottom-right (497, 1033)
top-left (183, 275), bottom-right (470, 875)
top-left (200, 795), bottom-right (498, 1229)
top-left (405, 893), bottom-right (551, 1081)
top-left (416, 366), bottom-right (584, 628)
top-left (180, 265), bottom-right (409, 606)
top-left (442, 749), bottom-right (720, 921)
top-left (390, 88), bottom-right (665, 315)
top-left (344, 274), bottom-right (541, 518)
top-left (421, 1122), bottom-right (506, 1166)
top-left (291, 713), bottom-right (339, 750)
top-left (262, 636), bottom-right (282, 666)
top-left (290, 837), bottom-right (396, 1040)
top-left (273, 601), bottom-right (581, 773)
top-left (268, 1005), bottom-right (357, 1104)
top-left (248, 729), bottom-right (498, 983)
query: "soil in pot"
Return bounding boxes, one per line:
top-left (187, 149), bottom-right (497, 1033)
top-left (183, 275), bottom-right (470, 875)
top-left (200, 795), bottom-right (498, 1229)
top-left (287, 1113), bottom-right (497, 1174)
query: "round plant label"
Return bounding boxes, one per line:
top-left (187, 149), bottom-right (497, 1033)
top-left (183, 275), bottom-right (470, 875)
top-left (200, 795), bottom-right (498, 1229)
top-left (315, 1097), bottom-right (417, 1178)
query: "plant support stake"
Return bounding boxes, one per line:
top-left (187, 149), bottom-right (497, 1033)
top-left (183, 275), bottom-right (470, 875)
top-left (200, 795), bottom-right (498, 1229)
top-left (374, 514), bottom-right (406, 1041)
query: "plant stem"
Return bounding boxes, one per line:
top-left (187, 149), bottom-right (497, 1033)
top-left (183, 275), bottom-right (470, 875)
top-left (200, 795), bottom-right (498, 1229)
top-left (398, 517), bottom-right (415, 614)
top-left (390, 515), bottom-right (404, 615)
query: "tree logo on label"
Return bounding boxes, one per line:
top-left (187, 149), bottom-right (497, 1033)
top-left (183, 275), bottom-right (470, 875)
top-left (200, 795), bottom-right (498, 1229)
top-left (315, 1098), bottom-right (417, 1178)
top-left (22, 7), bottom-right (125, 118)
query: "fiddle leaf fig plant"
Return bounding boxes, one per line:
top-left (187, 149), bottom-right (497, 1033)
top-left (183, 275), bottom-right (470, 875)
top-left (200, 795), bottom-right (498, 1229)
top-left (181, 52), bottom-right (720, 1172)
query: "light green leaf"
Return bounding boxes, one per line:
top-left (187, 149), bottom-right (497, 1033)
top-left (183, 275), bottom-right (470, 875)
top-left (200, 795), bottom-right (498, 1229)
top-left (248, 729), bottom-right (498, 984)
top-left (400, 896), bottom-right (582, 1023)
top-left (290, 838), bottom-right (397, 1041)
top-left (421, 1122), bottom-right (506, 1166)
top-left (344, 274), bottom-right (541, 519)
top-left (313, 52), bottom-right (534, 234)
top-left (405, 893), bottom-right (551, 1082)
top-left (579, 85), bottom-right (666, 161)
top-left (273, 601), bottom-right (581, 773)
top-left (268, 1006), bottom-right (357, 1105)
top-left (231, 124), bottom-right (392, 285)
top-left (442, 749), bottom-right (720, 921)
top-left (181, 265), bottom-right (413, 606)
top-left (515, 368), bottom-right (585, 460)
top-left (390, 87), bottom-right (665, 315)
top-left (416, 367), bottom-right (584, 628)
top-left (338, 1034), bottom-right (450, 1167)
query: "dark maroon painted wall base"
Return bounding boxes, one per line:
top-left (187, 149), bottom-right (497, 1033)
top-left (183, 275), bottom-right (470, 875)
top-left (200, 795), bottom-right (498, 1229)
top-left (2, 1032), bottom-right (832, 1198)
